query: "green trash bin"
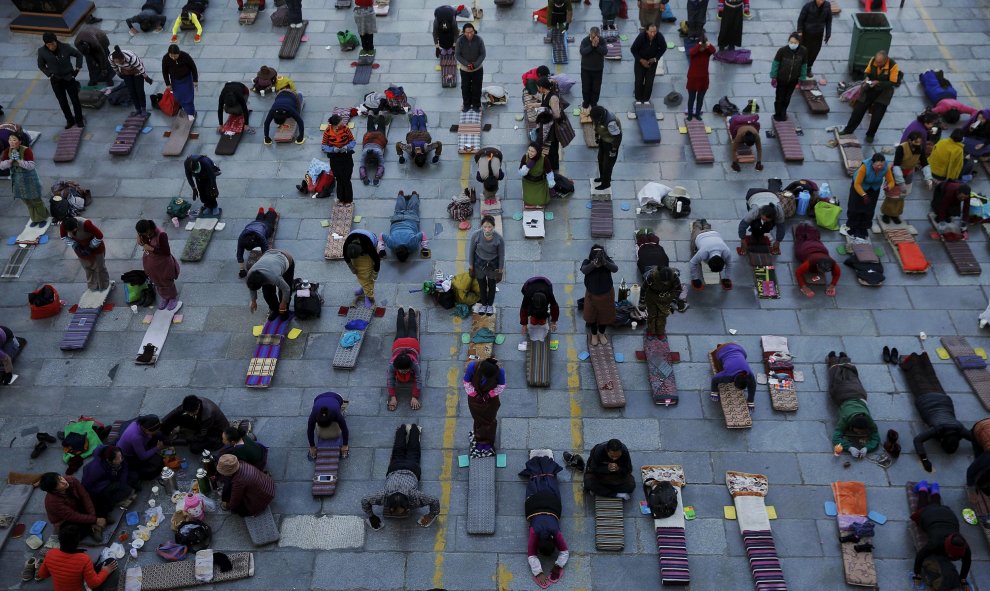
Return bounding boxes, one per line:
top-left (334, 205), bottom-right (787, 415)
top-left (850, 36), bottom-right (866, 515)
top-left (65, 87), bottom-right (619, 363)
top-left (848, 12), bottom-right (892, 75)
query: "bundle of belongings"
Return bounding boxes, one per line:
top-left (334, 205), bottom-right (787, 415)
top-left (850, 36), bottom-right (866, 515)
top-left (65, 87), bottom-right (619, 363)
top-left (637, 182), bottom-right (691, 217)
top-left (296, 158), bottom-right (335, 198)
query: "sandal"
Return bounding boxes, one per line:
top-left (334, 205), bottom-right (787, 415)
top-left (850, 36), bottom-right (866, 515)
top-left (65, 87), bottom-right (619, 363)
top-left (387, 397), bottom-right (398, 411)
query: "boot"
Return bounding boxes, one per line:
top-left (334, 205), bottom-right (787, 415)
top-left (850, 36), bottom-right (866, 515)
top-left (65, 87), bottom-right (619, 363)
top-left (136, 343), bottom-right (157, 364)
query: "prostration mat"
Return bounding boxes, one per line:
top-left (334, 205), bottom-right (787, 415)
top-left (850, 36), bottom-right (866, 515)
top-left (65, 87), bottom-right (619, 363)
top-left (324, 202), bottom-right (354, 259)
top-left (245, 505), bottom-right (280, 545)
top-left (526, 336), bottom-right (550, 387)
top-left (466, 455), bottom-right (496, 534)
top-left (117, 552), bottom-right (254, 590)
top-left (771, 116), bottom-right (804, 162)
top-left (831, 481), bottom-right (876, 588)
top-left (589, 337), bottom-right (625, 408)
top-left (644, 334), bottom-right (677, 406)
top-left (594, 496), bottom-right (625, 551)
top-left (642, 465), bottom-right (688, 585)
top-left (332, 305), bottom-right (374, 368)
top-left (940, 336), bottom-right (990, 411)
top-left (312, 445), bottom-right (341, 496)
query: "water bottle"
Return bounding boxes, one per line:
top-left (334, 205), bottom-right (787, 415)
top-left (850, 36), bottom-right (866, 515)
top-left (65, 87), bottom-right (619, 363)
top-left (820, 182), bottom-right (832, 200)
top-left (796, 190), bottom-right (811, 216)
top-left (159, 468), bottom-right (177, 495)
top-left (196, 468), bottom-right (212, 496)
top-left (201, 449), bottom-right (216, 477)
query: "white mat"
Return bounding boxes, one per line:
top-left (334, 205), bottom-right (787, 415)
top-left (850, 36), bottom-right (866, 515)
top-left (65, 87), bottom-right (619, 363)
top-left (735, 495), bottom-right (771, 532)
top-left (79, 281), bottom-right (114, 309)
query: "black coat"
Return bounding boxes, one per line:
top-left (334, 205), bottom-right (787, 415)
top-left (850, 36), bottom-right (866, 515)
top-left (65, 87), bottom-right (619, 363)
top-left (797, 0), bottom-right (832, 39)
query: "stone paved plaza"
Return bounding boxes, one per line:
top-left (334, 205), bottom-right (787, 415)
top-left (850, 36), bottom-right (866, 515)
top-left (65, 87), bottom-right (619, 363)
top-left (1, 0), bottom-right (990, 588)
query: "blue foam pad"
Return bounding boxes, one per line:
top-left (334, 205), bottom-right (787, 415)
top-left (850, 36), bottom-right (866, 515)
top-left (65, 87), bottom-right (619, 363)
top-left (635, 104), bottom-right (661, 144)
top-left (824, 501), bottom-right (837, 516)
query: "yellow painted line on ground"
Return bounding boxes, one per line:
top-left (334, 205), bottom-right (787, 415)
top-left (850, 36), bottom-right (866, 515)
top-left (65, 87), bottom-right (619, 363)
top-left (913, 0), bottom-right (983, 108)
top-left (431, 154), bottom-right (473, 589)
top-left (5, 75), bottom-right (41, 120)
top-left (563, 281), bottom-right (585, 516)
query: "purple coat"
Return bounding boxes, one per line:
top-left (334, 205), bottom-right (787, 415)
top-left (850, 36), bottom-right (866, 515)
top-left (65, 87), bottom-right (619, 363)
top-left (713, 343), bottom-right (751, 380)
top-left (81, 446), bottom-right (131, 495)
top-left (117, 422), bottom-right (158, 462)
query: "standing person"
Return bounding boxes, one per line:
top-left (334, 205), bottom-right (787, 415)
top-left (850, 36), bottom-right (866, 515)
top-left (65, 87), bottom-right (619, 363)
top-left (475, 147), bottom-right (504, 205)
top-left (183, 154), bottom-right (220, 217)
top-left (728, 113), bottom-right (763, 171)
top-left (910, 481), bottom-right (972, 588)
top-left (580, 27), bottom-right (608, 111)
top-left (162, 44), bottom-right (198, 120)
top-left (838, 51), bottom-right (900, 143)
top-left (433, 5), bottom-right (457, 56)
top-left (262, 89), bottom-right (304, 145)
top-left (589, 106), bottom-right (621, 190)
top-left (520, 142), bottom-right (552, 208)
top-left (455, 24), bottom-right (486, 112)
top-left (343, 229), bottom-right (380, 306)
top-left (216, 455), bottom-right (275, 517)
top-left (536, 77), bottom-right (571, 175)
top-left (0, 326), bottom-right (26, 386)
top-left (685, 35), bottom-right (716, 120)
top-left (601, 0), bottom-right (619, 30)
top-left (81, 446), bottom-right (138, 516)
top-left (385, 308), bottom-right (424, 411)
top-left (796, 0), bottom-right (831, 80)
top-left (581, 244), bottom-right (618, 346)
top-left (135, 220), bottom-right (180, 311)
top-left (74, 24), bottom-right (114, 87)
top-left (469, 216), bottom-right (505, 315)
top-left (321, 114), bottom-right (356, 203)
top-left (245, 249), bottom-right (294, 321)
top-left (37, 33), bottom-right (85, 129)
top-left (237, 207), bottom-right (277, 278)
top-left (583, 439), bottom-right (636, 499)
top-left (1, 135), bottom-right (48, 227)
top-left (520, 277), bottom-right (559, 341)
top-left (217, 81), bottom-right (251, 130)
top-left (183, 155), bottom-right (221, 216)
top-left (362, 424), bottom-right (439, 529)
top-left (891, 131), bottom-right (933, 204)
top-left (520, 455), bottom-right (569, 587)
top-left (638, 0), bottom-right (665, 30)
top-left (110, 45), bottom-right (152, 117)
top-left (686, 0), bottom-right (708, 37)
top-left (770, 33), bottom-right (807, 122)
top-left (716, 0), bottom-right (748, 51)
top-left (286, 0), bottom-right (303, 27)
top-left (354, 0), bottom-right (376, 56)
top-left (631, 24), bottom-right (667, 104)
top-left (59, 217), bottom-right (109, 291)
top-left (463, 357), bottom-right (505, 454)
top-left (306, 391), bottom-right (350, 459)
top-left (34, 524), bottom-right (118, 591)
top-left (846, 154), bottom-right (896, 240)
top-left (126, 0), bottom-right (167, 35)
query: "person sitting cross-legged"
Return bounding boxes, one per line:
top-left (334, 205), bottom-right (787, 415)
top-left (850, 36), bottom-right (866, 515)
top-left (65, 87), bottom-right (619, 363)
top-left (40, 473), bottom-right (106, 537)
top-left (583, 439), bottom-right (635, 500)
top-left (216, 454), bottom-right (275, 517)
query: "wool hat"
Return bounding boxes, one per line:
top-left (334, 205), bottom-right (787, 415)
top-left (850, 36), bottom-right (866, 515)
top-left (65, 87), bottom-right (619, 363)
top-left (663, 91), bottom-right (682, 107)
top-left (43, 33), bottom-right (58, 44)
top-left (216, 454), bottom-right (240, 476)
top-left (258, 66), bottom-right (276, 79)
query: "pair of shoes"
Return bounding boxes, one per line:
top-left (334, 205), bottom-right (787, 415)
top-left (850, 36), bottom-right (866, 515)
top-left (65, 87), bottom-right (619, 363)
top-left (562, 451), bottom-right (585, 471)
top-left (881, 215), bottom-right (891, 224)
top-left (136, 343), bottom-right (157, 363)
top-left (22, 557), bottom-right (37, 582)
top-left (882, 346), bottom-right (899, 365)
top-left (166, 298), bottom-right (179, 311)
top-left (891, 216), bottom-right (902, 224)
top-left (37, 432), bottom-right (56, 444)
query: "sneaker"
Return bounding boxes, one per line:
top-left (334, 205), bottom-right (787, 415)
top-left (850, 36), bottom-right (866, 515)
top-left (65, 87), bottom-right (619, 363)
top-left (21, 557), bottom-right (37, 582)
top-left (616, 492), bottom-right (631, 501)
top-left (929, 482), bottom-right (940, 497)
top-left (676, 300), bottom-right (689, 313)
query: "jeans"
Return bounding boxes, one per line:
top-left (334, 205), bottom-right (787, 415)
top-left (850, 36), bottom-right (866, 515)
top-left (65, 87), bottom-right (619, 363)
top-left (633, 61), bottom-right (658, 103)
top-left (50, 77), bottom-right (84, 125)
top-left (261, 260), bottom-right (294, 313)
top-left (581, 68), bottom-right (603, 109)
top-left (327, 152), bottom-right (354, 203)
top-left (387, 424), bottom-right (422, 480)
top-left (687, 89), bottom-right (707, 116)
top-left (460, 68), bottom-right (484, 110)
top-left (123, 74), bottom-right (146, 114)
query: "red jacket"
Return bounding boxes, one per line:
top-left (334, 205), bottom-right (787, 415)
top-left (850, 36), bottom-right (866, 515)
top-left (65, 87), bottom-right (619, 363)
top-left (36, 549), bottom-right (111, 591)
top-left (59, 218), bottom-right (106, 259)
top-left (44, 476), bottom-right (98, 528)
top-left (686, 43), bottom-right (716, 92)
top-left (228, 462), bottom-right (275, 516)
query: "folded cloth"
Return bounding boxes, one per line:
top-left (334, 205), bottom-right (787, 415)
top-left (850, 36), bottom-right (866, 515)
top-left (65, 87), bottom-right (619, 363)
top-left (832, 481), bottom-right (868, 516)
top-left (195, 549), bottom-right (214, 582)
top-left (340, 331), bottom-right (363, 348)
top-left (213, 552), bottom-right (233, 573)
top-left (837, 514), bottom-right (868, 531)
top-left (471, 327), bottom-right (496, 343)
top-left (452, 303), bottom-right (471, 318)
top-left (345, 319), bottom-right (370, 331)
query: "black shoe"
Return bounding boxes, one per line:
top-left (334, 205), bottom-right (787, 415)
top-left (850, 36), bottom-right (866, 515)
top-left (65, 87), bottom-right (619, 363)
top-left (882, 345), bottom-right (891, 363)
top-left (76, 117), bottom-right (86, 128)
top-left (30, 441), bottom-right (47, 459)
top-left (135, 343), bottom-right (157, 364)
top-left (594, 183), bottom-right (610, 191)
top-left (36, 432), bottom-right (57, 444)
top-left (889, 347), bottom-right (899, 365)
top-left (891, 216), bottom-right (902, 224)
top-left (886, 429), bottom-right (899, 444)
top-left (773, 114), bottom-right (786, 122)
top-left (839, 533), bottom-right (860, 543)
top-left (86, 15), bottom-right (103, 23)
top-left (64, 121), bottom-right (75, 129)
top-left (16, 337), bottom-right (26, 349)
top-left (854, 543), bottom-right (874, 553)
top-left (593, 178), bottom-right (602, 183)
top-left (881, 215), bottom-right (891, 224)
top-left (267, 310), bottom-right (280, 321)
top-left (826, 351), bottom-right (837, 367)
top-left (676, 300), bottom-right (689, 313)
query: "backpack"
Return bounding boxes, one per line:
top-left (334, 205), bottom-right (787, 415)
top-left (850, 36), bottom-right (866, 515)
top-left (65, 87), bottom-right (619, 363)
top-left (49, 196), bottom-right (74, 223)
top-left (29, 284), bottom-right (63, 319)
top-left (79, 89), bottom-right (106, 109)
top-left (729, 114), bottom-right (760, 137)
top-left (121, 270), bottom-right (156, 307)
top-left (643, 479), bottom-right (679, 519)
top-left (551, 173), bottom-right (574, 197)
top-left (337, 30), bottom-right (358, 51)
top-left (293, 279), bottom-right (323, 320)
top-left (167, 196), bottom-right (193, 219)
top-left (712, 96), bottom-right (739, 117)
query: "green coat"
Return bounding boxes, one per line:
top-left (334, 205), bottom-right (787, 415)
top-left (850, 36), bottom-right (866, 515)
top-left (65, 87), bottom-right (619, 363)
top-left (62, 420), bottom-right (103, 463)
top-left (521, 154), bottom-right (550, 207)
top-left (640, 268), bottom-right (676, 336)
top-left (832, 399), bottom-right (880, 451)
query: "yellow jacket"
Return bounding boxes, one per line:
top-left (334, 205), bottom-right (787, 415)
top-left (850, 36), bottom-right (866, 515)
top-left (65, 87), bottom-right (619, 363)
top-left (928, 138), bottom-right (964, 180)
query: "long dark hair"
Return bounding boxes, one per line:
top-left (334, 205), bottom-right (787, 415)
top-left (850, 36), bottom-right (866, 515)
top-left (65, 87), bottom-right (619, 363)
top-left (471, 358), bottom-right (500, 397)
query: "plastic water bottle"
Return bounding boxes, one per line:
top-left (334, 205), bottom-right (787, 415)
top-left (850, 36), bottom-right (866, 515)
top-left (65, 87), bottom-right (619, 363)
top-left (820, 182), bottom-right (832, 200)
top-left (797, 191), bottom-right (811, 216)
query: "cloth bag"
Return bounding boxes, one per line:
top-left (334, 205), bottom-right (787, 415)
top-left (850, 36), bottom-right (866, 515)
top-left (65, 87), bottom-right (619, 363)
top-left (158, 88), bottom-right (179, 117)
top-left (814, 201), bottom-right (842, 231)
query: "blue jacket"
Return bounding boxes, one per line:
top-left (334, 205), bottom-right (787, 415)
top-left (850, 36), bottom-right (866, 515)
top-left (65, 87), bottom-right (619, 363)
top-left (264, 90), bottom-right (303, 140)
